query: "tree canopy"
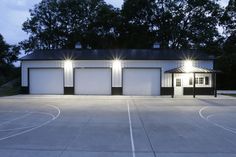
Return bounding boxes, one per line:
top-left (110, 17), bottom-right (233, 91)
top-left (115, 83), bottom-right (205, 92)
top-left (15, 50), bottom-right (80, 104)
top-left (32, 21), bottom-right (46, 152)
top-left (21, 0), bottom-right (120, 52)
top-left (217, 0), bottom-right (236, 89)
top-left (0, 34), bottom-right (19, 65)
top-left (21, 0), bottom-right (225, 52)
top-left (0, 34), bottom-right (20, 85)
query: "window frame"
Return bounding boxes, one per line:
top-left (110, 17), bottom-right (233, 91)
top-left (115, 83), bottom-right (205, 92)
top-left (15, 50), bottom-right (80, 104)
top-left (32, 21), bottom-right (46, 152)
top-left (199, 77), bottom-right (204, 85)
top-left (205, 76), bottom-right (209, 85)
top-left (189, 78), bottom-right (193, 85)
top-left (176, 78), bottom-right (182, 87)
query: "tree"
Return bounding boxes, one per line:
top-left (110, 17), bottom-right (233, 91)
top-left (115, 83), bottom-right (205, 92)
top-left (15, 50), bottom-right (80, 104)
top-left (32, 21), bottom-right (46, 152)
top-left (120, 0), bottom-right (157, 48)
top-left (186, 0), bottom-right (222, 50)
top-left (119, 0), bottom-right (222, 50)
top-left (85, 4), bottom-right (121, 48)
top-left (21, 0), bottom-right (120, 52)
top-left (216, 52), bottom-right (236, 89)
top-left (221, 0), bottom-right (236, 36)
top-left (57, 0), bottom-right (108, 48)
top-left (0, 34), bottom-right (20, 85)
top-left (21, 0), bottom-right (62, 52)
top-left (156, 0), bottom-right (222, 50)
top-left (0, 34), bottom-right (20, 65)
top-left (221, 0), bottom-right (236, 54)
top-left (154, 0), bottom-right (186, 49)
top-left (216, 0), bottom-right (236, 89)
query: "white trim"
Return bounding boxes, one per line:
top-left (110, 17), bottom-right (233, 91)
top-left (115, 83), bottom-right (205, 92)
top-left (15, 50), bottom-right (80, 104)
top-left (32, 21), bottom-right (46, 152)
top-left (127, 101), bottom-right (136, 157)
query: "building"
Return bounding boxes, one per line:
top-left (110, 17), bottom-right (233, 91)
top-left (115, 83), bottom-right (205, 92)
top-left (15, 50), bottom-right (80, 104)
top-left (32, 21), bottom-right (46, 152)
top-left (20, 49), bottom-right (219, 97)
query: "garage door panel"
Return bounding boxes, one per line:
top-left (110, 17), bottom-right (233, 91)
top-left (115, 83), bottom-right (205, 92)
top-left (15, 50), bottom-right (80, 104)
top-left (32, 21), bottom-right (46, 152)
top-left (75, 68), bottom-right (111, 95)
top-left (29, 69), bottom-right (64, 94)
top-left (123, 68), bottom-right (160, 96)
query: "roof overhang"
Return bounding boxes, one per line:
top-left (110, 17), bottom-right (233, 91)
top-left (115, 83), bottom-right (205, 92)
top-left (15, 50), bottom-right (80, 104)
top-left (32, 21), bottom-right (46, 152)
top-left (165, 66), bottom-right (220, 73)
top-left (19, 49), bottom-right (215, 61)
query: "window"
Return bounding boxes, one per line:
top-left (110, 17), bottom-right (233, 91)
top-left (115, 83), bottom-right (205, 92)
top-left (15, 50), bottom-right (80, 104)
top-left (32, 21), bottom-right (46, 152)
top-left (194, 77), bottom-right (204, 85)
top-left (205, 77), bottom-right (209, 85)
top-left (195, 78), bottom-right (199, 84)
top-left (176, 79), bottom-right (181, 87)
top-left (189, 78), bottom-right (193, 85)
top-left (199, 78), bottom-right (204, 84)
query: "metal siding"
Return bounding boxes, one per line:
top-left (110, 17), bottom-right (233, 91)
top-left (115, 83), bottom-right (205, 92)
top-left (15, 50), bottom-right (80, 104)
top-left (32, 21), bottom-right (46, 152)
top-left (21, 60), bottom-right (214, 89)
top-left (21, 62), bottom-right (27, 87)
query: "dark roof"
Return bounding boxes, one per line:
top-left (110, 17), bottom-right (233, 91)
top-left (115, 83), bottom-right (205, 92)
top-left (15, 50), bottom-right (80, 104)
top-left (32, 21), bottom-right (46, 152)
top-left (20, 49), bottom-right (215, 61)
top-left (165, 66), bottom-right (220, 73)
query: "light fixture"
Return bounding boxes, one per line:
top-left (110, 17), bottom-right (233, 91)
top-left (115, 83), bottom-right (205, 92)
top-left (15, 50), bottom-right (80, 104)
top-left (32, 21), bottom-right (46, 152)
top-left (184, 60), bottom-right (193, 73)
top-left (64, 59), bottom-right (72, 70)
top-left (113, 59), bottom-right (121, 69)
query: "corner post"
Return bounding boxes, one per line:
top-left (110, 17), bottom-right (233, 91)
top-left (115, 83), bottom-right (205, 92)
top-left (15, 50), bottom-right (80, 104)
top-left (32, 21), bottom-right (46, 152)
top-left (213, 73), bottom-right (217, 97)
top-left (193, 72), bottom-right (196, 98)
top-left (171, 73), bottom-right (174, 98)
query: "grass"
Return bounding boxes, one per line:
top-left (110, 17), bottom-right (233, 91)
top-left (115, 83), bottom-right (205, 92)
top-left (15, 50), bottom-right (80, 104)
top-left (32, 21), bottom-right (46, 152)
top-left (226, 94), bottom-right (236, 97)
top-left (0, 78), bottom-right (21, 97)
top-left (221, 94), bottom-right (236, 97)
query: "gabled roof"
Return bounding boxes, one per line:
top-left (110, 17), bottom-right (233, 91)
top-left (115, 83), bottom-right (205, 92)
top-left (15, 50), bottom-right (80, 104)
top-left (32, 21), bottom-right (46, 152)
top-left (165, 66), bottom-right (220, 73)
top-left (20, 49), bottom-right (215, 61)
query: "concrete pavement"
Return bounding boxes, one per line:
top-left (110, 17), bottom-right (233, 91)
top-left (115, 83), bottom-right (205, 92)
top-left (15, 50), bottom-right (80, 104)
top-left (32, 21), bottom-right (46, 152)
top-left (0, 95), bottom-right (235, 157)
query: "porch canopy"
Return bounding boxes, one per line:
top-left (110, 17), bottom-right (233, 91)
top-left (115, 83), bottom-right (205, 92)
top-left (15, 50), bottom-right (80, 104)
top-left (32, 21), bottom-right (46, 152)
top-left (165, 66), bottom-right (219, 73)
top-left (165, 66), bottom-right (220, 98)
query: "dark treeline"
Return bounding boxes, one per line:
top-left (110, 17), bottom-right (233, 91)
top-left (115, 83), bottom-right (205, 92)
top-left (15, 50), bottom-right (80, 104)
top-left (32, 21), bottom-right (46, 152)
top-left (0, 34), bottom-right (20, 85)
top-left (0, 0), bottom-right (235, 89)
top-left (20, 0), bottom-right (224, 52)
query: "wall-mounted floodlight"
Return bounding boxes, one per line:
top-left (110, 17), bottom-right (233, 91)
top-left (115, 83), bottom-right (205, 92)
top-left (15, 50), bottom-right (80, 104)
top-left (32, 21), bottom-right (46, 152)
top-left (64, 60), bottom-right (72, 70)
top-left (184, 60), bottom-right (193, 73)
top-left (113, 59), bottom-right (121, 69)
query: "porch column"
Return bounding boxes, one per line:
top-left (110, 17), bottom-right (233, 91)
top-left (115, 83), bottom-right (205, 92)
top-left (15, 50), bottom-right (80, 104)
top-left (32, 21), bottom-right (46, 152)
top-left (193, 72), bottom-right (196, 98)
top-left (213, 73), bottom-right (217, 97)
top-left (171, 73), bottom-right (174, 98)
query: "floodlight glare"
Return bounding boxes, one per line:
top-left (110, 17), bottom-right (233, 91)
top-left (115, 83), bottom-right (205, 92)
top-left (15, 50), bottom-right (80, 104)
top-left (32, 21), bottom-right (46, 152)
top-left (184, 60), bottom-right (193, 73)
top-left (113, 59), bottom-right (121, 69)
top-left (64, 60), bottom-right (72, 70)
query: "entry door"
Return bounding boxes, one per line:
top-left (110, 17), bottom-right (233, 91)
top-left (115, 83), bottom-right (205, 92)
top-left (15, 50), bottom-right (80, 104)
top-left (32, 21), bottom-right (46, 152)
top-left (174, 78), bottom-right (183, 96)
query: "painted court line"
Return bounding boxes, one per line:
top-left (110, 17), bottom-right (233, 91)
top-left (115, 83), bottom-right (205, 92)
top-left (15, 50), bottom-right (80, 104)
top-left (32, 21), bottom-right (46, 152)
top-left (0, 111), bottom-right (55, 132)
top-left (127, 101), bottom-right (136, 157)
top-left (207, 114), bottom-right (236, 131)
top-left (199, 106), bottom-right (236, 134)
top-left (132, 99), bottom-right (157, 157)
top-left (0, 125), bottom-right (39, 132)
top-left (0, 113), bottom-right (32, 126)
top-left (0, 104), bottom-right (60, 141)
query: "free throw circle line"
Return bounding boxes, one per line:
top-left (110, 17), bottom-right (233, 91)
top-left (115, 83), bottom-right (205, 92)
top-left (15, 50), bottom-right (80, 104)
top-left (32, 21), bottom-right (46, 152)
top-left (0, 104), bottom-right (60, 141)
top-left (199, 106), bottom-right (236, 134)
top-left (0, 113), bottom-right (32, 126)
top-left (0, 112), bottom-right (55, 132)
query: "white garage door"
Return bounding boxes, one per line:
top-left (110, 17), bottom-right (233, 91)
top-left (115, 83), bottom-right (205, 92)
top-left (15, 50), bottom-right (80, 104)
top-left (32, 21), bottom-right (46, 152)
top-left (123, 68), bottom-right (161, 96)
top-left (74, 68), bottom-right (111, 95)
top-left (29, 69), bottom-right (64, 94)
